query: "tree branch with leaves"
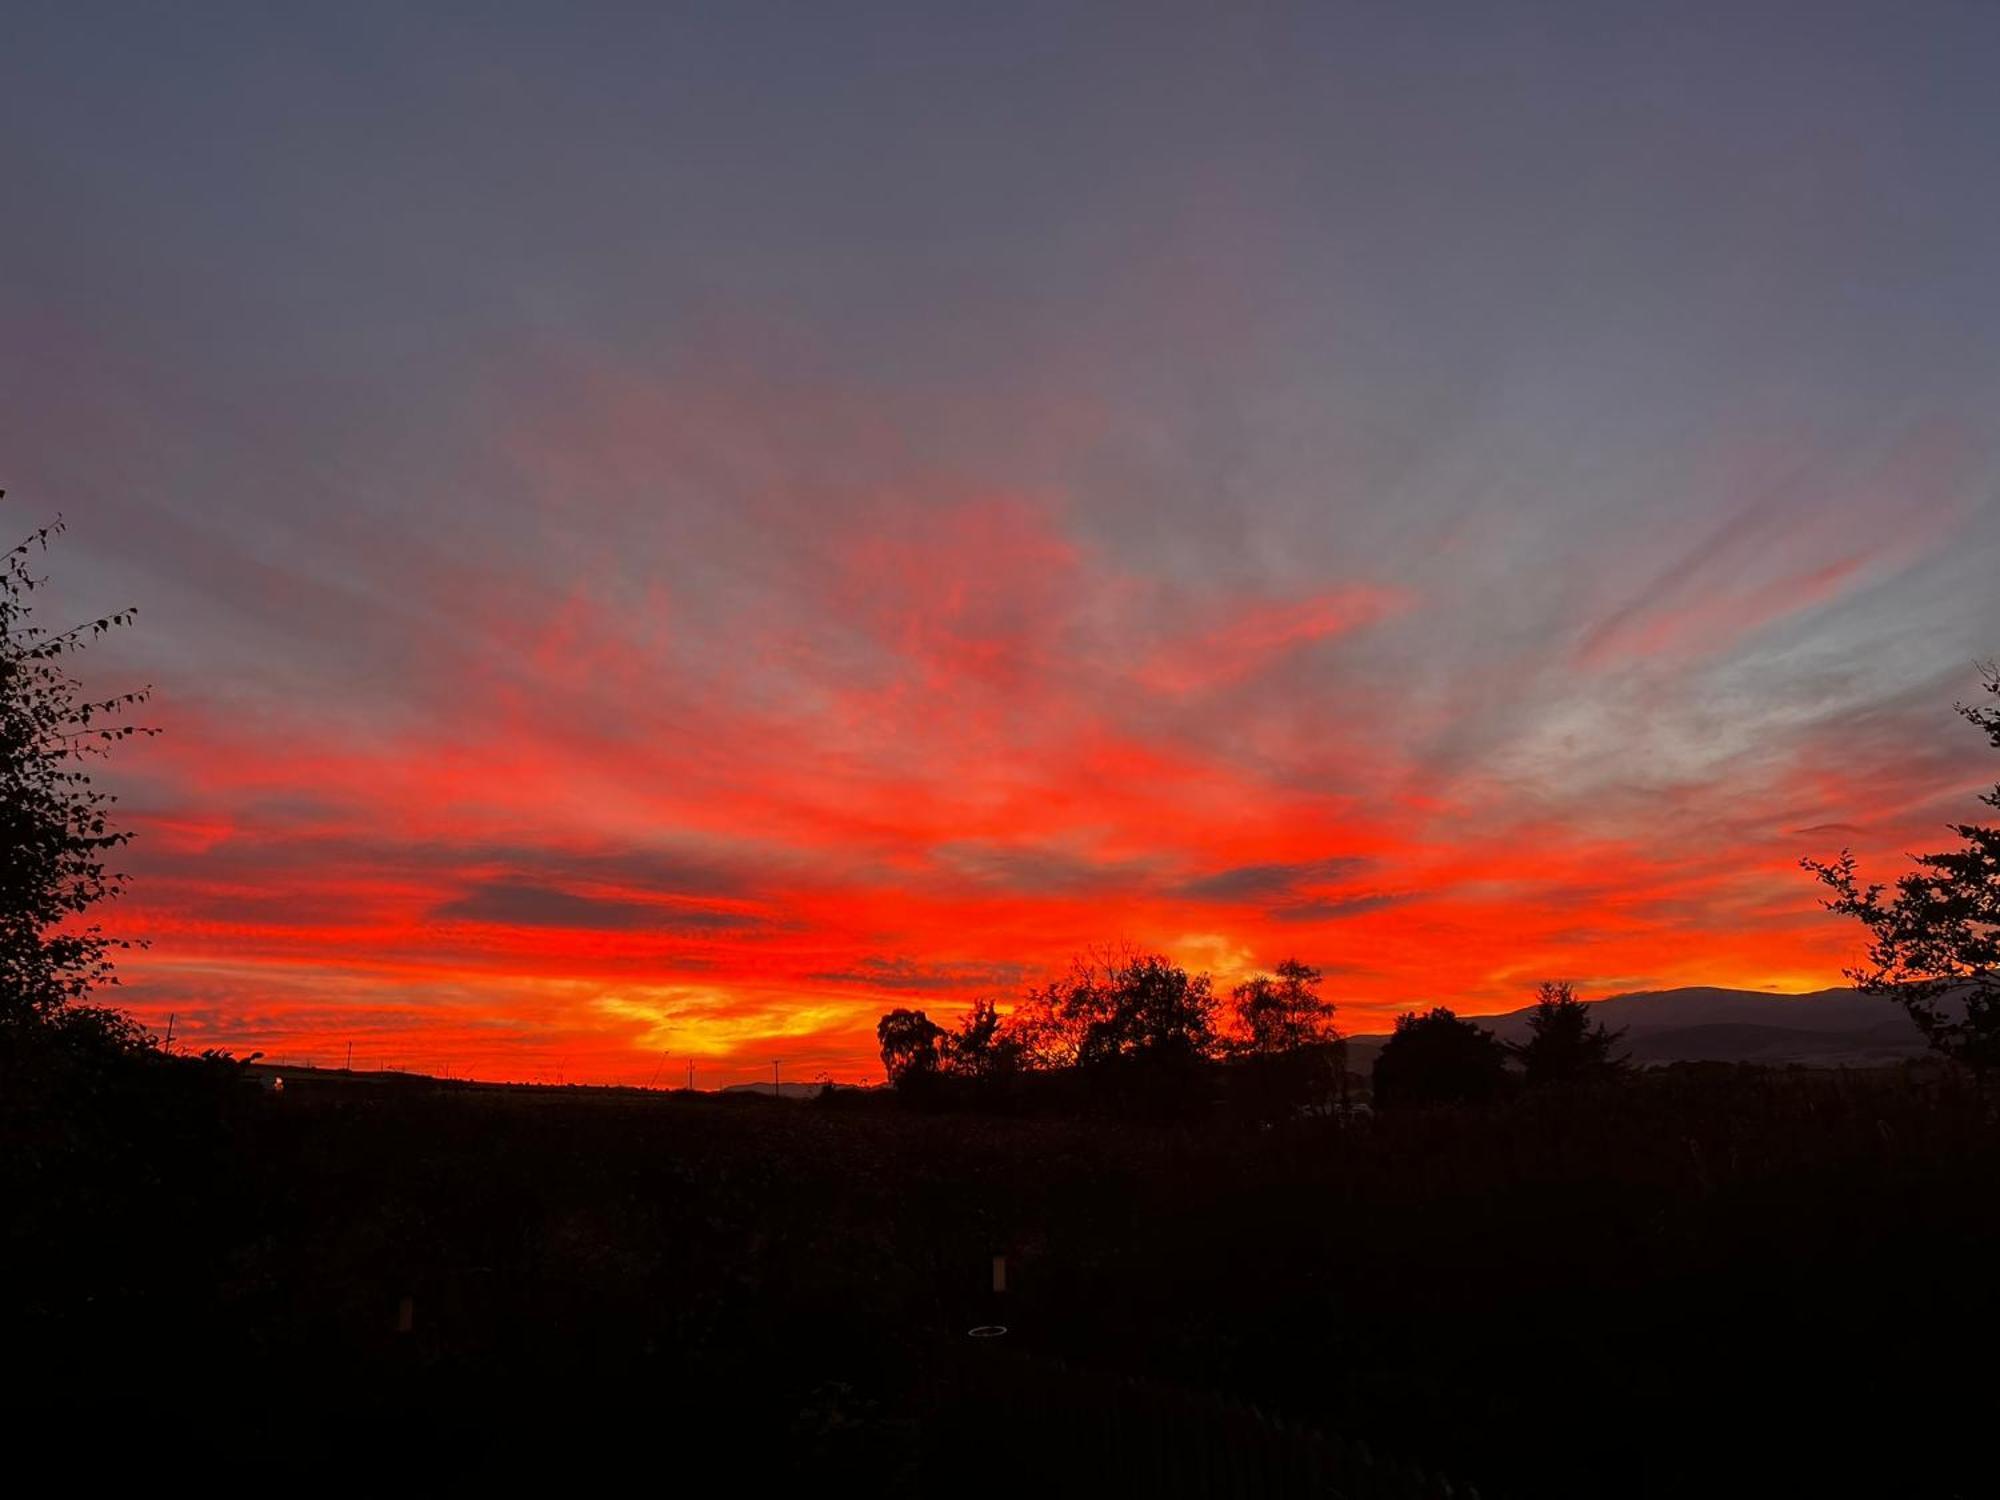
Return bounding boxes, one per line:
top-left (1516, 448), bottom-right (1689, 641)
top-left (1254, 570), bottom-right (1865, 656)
top-left (1, 499), bottom-right (156, 1029)
top-left (1804, 664), bottom-right (2000, 1070)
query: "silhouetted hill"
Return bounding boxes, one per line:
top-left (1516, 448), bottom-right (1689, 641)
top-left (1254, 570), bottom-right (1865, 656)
top-left (1343, 986), bottom-right (1931, 1070)
top-left (1619, 1019), bottom-right (1925, 1066)
top-left (718, 1081), bottom-right (835, 1099)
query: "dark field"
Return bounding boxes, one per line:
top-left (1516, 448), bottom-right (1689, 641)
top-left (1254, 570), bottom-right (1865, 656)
top-left (11, 1050), bottom-right (1999, 1495)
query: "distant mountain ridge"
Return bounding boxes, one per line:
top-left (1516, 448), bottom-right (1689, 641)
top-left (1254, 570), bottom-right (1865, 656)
top-left (1342, 986), bottom-right (1931, 1070)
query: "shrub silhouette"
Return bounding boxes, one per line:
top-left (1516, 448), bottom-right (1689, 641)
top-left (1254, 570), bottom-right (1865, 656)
top-left (1805, 663), bottom-right (2000, 1070)
top-left (1512, 980), bottom-right (1626, 1087)
top-left (1371, 1007), bottom-right (1508, 1108)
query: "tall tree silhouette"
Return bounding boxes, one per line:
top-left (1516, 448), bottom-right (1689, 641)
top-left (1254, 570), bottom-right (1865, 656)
top-left (1371, 1007), bottom-right (1507, 1108)
top-left (1, 502), bottom-right (153, 1031)
top-left (1512, 981), bottom-right (1625, 1086)
top-left (875, 1007), bottom-right (944, 1087)
top-left (1805, 664), bottom-right (2000, 1070)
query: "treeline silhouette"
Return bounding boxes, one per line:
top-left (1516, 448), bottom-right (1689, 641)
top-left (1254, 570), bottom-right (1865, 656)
top-left (876, 961), bottom-right (1626, 1121)
top-left (878, 949), bottom-right (1338, 1120)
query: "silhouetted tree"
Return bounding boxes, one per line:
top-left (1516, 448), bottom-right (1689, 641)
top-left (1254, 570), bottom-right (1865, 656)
top-left (1060, 953), bottom-right (1218, 1068)
top-left (1229, 958), bottom-right (1344, 1118)
top-left (1511, 980), bottom-right (1626, 1086)
top-left (875, 1007), bottom-right (944, 1087)
top-left (999, 951), bottom-right (1219, 1116)
top-left (1007, 946), bottom-right (1204, 1069)
top-left (1805, 664), bottom-right (2000, 1070)
top-left (942, 997), bottom-right (1023, 1080)
top-left (1, 502), bottom-right (153, 1033)
top-left (1371, 1007), bottom-right (1508, 1108)
top-left (1231, 958), bottom-right (1339, 1053)
top-left (999, 979), bottom-right (1076, 1071)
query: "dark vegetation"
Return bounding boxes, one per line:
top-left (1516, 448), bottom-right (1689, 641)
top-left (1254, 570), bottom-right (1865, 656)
top-left (7, 507), bottom-right (1999, 1492)
top-left (1807, 663), bottom-right (2000, 1070)
top-left (879, 949), bottom-right (1345, 1123)
top-left (11, 1054), bottom-right (1999, 1494)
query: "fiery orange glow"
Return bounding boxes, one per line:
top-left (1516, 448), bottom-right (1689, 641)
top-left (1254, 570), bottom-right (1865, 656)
top-left (75, 363), bottom-right (1990, 1088)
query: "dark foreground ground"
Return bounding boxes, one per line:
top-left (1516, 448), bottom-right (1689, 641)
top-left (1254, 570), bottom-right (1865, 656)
top-left (8, 1043), bottom-right (1998, 1496)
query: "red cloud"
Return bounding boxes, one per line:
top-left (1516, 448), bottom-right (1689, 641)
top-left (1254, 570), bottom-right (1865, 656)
top-left (86, 365), bottom-right (1981, 1088)
top-left (1139, 586), bottom-right (1407, 694)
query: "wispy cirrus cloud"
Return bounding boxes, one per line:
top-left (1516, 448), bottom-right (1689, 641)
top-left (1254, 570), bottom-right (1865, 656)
top-left (1139, 586), bottom-right (1407, 694)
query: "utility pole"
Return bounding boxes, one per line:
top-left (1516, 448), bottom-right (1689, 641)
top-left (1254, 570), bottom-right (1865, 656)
top-left (345, 1040), bottom-right (353, 1072)
top-left (773, 1059), bottom-right (782, 1098)
top-left (163, 1013), bottom-right (175, 1052)
top-left (686, 1058), bottom-right (694, 1092)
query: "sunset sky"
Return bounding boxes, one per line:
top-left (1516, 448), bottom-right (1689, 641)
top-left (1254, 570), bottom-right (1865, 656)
top-left (6, 4), bottom-right (1999, 1084)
